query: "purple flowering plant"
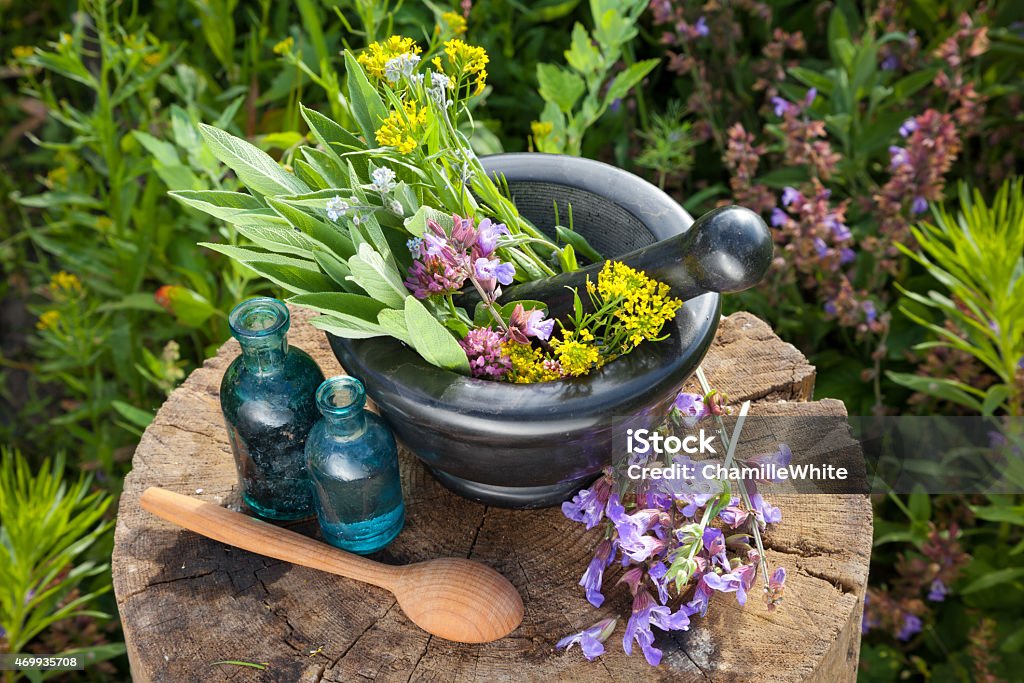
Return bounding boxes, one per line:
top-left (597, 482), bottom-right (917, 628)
top-left (558, 369), bottom-right (789, 665)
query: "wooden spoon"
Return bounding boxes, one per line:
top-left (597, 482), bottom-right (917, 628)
top-left (139, 487), bottom-right (524, 644)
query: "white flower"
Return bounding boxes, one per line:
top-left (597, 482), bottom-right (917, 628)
top-left (325, 196), bottom-right (349, 221)
top-left (389, 199), bottom-right (404, 215)
top-left (370, 166), bottom-right (397, 194)
top-left (384, 53), bottom-right (421, 83)
top-left (430, 71), bottom-right (450, 89)
top-left (426, 70), bottom-right (453, 108)
top-left (352, 214), bottom-right (362, 226)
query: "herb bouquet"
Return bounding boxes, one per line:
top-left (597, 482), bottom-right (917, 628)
top-left (169, 35), bottom-right (676, 383)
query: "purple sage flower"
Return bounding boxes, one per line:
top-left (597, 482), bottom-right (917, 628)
top-left (562, 476), bottom-right (613, 529)
top-left (781, 186), bottom-right (801, 207)
top-left (840, 247), bottom-right (856, 264)
top-left (770, 207), bottom-right (788, 227)
top-left (766, 567), bottom-right (787, 611)
top-left (580, 539), bottom-right (616, 607)
top-left (648, 562), bottom-right (671, 604)
top-left (623, 591), bottom-right (691, 666)
top-left (474, 257), bottom-right (516, 286)
top-left (750, 491), bottom-right (782, 525)
top-left (556, 617), bottom-right (618, 661)
top-left (450, 214), bottom-right (478, 251)
top-left (618, 566), bottom-right (644, 596)
top-left (673, 392), bottom-right (708, 427)
top-left (507, 303), bottom-right (554, 342)
top-left (899, 118), bottom-right (919, 137)
top-left (889, 145), bottom-right (910, 170)
top-left (694, 16), bottom-right (709, 37)
top-left (825, 215), bottom-right (852, 241)
top-left (608, 506), bottom-right (667, 563)
top-left (881, 54), bottom-right (899, 71)
top-left (813, 237), bottom-right (828, 258)
top-left (475, 218), bottom-right (509, 258)
top-left (911, 196), bottom-right (928, 215)
top-left (703, 569), bottom-right (749, 606)
top-left (742, 443), bottom-right (793, 482)
top-left (862, 300), bottom-right (878, 324)
top-left (804, 87), bottom-right (817, 107)
top-left (897, 613), bottom-right (922, 641)
top-left (702, 527), bottom-right (729, 570)
top-left (927, 579), bottom-right (947, 602)
top-left (719, 500), bottom-right (749, 528)
top-left (771, 96), bottom-right (792, 117)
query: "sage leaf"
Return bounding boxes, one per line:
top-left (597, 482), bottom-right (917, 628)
top-left (403, 296), bottom-right (470, 374)
top-left (199, 124), bottom-right (309, 197)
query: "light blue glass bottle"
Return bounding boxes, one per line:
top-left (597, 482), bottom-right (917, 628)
top-left (220, 298), bottom-right (323, 520)
top-left (305, 376), bottom-right (405, 554)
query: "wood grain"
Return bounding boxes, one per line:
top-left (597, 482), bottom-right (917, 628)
top-left (139, 487), bottom-right (523, 644)
top-left (112, 309), bottom-right (871, 682)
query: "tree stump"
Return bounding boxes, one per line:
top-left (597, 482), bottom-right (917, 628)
top-left (112, 309), bottom-right (872, 682)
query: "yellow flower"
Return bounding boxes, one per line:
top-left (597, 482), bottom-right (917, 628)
top-left (503, 342), bottom-right (562, 384)
top-left (12, 45), bottom-right (34, 59)
top-left (443, 38), bottom-right (488, 75)
top-left (50, 271), bottom-right (83, 296)
top-left (143, 52), bottom-right (162, 66)
top-left (375, 100), bottom-right (428, 154)
top-left (37, 310), bottom-right (61, 330)
top-left (273, 37), bottom-right (294, 55)
top-left (531, 121), bottom-right (553, 140)
top-left (552, 333), bottom-right (601, 377)
top-left (438, 11), bottom-right (468, 35)
top-left (596, 261), bottom-right (682, 349)
top-left (358, 35), bottom-right (422, 80)
top-left (51, 271), bottom-right (82, 293)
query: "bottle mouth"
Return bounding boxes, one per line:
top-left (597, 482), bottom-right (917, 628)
top-left (229, 297), bottom-right (290, 339)
top-left (316, 376), bottom-right (366, 416)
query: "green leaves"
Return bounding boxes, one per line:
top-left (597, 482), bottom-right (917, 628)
top-left (199, 124), bottom-right (309, 197)
top-left (894, 178), bottom-right (1024, 415)
top-left (537, 64), bottom-right (586, 113)
top-left (0, 449), bottom-right (114, 654)
top-left (605, 59), bottom-right (659, 103)
top-left (403, 297), bottom-right (470, 374)
top-left (346, 243), bottom-right (408, 308)
top-left (533, 0), bottom-right (656, 155)
top-left (154, 284), bottom-right (217, 327)
top-left (343, 50), bottom-right (387, 144)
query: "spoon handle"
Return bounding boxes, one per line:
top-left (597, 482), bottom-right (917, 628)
top-left (140, 487), bottom-right (401, 590)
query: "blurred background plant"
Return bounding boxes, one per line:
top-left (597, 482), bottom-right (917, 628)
top-left (1, 0), bottom-right (1023, 678)
top-left (0, 449), bottom-right (122, 682)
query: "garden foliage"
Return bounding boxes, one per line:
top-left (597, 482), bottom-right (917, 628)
top-left (2, 0), bottom-right (1023, 678)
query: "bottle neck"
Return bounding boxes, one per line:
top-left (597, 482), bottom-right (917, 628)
top-left (323, 410), bottom-right (367, 438)
top-left (239, 335), bottom-right (288, 375)
top-left (316, 376), bottom-right (369, 438)
top-left (229, 298), bottom-right (292, 375)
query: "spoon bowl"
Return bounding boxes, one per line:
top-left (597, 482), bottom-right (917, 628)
top-left (394, 558), bottom-right (524, 643)
top-left (139, 487), bottom-right (523, 643)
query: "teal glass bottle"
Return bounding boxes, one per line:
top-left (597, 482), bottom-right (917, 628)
top-left (220, 298), bottom-right (324, 520)
top-left (305, 376), bottom-right (405, 554)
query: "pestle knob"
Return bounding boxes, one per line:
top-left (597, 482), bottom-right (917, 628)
top-left (465, 205), bottom-right (773, 317)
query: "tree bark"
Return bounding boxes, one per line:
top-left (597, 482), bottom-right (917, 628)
top-left (112, 309), bottom-right (871, 682)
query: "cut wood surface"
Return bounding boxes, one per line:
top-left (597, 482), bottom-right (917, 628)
top-left (112, 309), bottom-right (872, 682)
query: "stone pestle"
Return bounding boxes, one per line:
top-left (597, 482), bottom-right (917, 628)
top-left (464, 205), bottom-right (774, 319)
